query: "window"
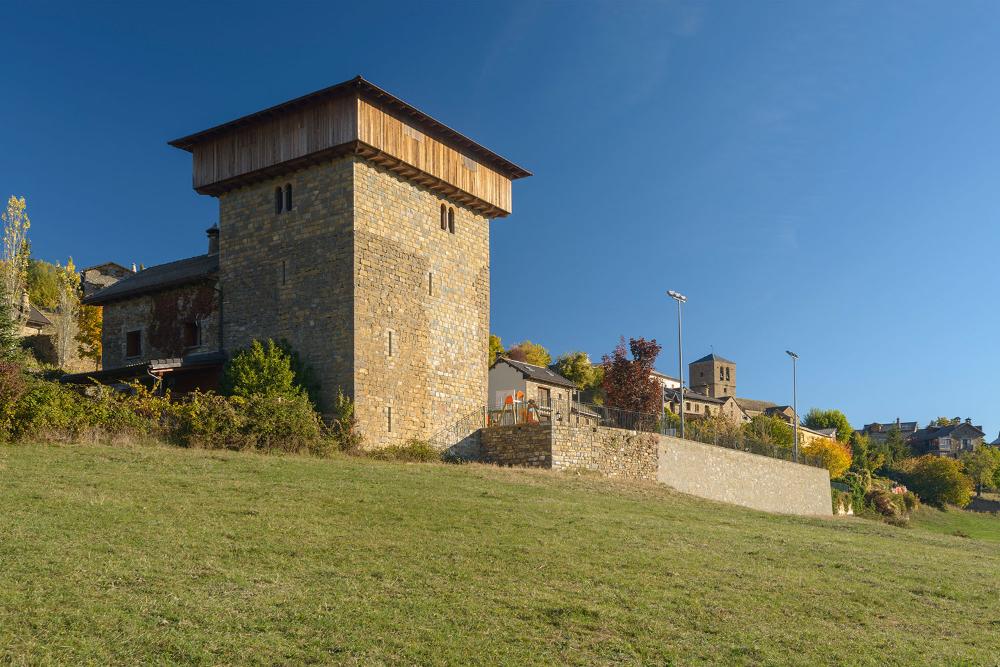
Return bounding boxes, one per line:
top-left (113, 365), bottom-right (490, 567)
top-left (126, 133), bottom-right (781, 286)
top-left (962, 438), bottom-right (971, 449)
top-left (538, 386), bottom-right (551, 407)
top-left (448, 207), bottom-right (455, 234)
top-left (182, 322), bottom-right (200, 348)
top-left (274, 187), bottom-right (283, 214)
top-left (126, 330), bottom-right (141, 358)
top-left (284, 183), bottom-right (293, 211)
top-left (440, 204), bottom-right (448, 231)
top-left (685, 402), bottom-right (690, 411)
top-left (281, 260), bottom-right (287, 286)
top-left (387, 330), bottom-right (394, 357)
top-left (387, 407), bottom-right (393, 433)
top-left (726, 367), bottom-right (731, 381)
top-left (720, 367), bottom-right (725, 380)
top-left (939, 438), bottom-right (952, 451)
top-left (428, 272), bottom-right (434, 296)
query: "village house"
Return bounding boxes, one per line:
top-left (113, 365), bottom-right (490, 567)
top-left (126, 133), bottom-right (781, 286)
top-left (74, 76), bottom-right (530, 448)
top-left (488, 357), bottom-right (598, 426)
top-left (80, 262), bottom-right (133, 299)
top-left (909, 420), bottom-right (985, 458)
top-left (857, 419), bottom-right (919, 445)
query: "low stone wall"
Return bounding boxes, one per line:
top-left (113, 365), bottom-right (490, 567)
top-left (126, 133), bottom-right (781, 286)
top-left (656, 436), bottom-right (832, 516)
top-left (551, 423), bottom-right (658, 481)
top-left (477, 424), bottom-right (832, 516)
top-left (480, 424), bottom-right (551, 468)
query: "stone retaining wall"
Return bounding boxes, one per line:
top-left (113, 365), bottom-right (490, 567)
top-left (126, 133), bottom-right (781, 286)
top-left (480, 424), bottom-right (551, 468)
top-left (657, 436), bottom-right (832, 516)
top-left (551, 423), bottom-right (658, 481)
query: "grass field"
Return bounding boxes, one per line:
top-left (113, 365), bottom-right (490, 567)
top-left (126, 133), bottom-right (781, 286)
top-left (2, 442), bottom-right (1000, 665)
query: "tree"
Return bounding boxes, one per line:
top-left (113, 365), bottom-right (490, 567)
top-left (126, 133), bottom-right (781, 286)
top-left (0, 283), bottom-right (19, 361)
top-left (51, 258), bottom-right (80, 369)
top-left (876, 426), bottom-right (911, 469)
top-left (76, 304), bottom-right (102, 369)
top-left (488, 333), bottom-right (504, 366)
top-left (803, 438), bottom-right (852, 479)
top-left (960, 447), bottom-right (1000, 497)
top-left (898, 455), bottom-right (973, 508)
top-left (601, 336), bottom-right (662, 415)
top-left (849, 431), bottom-right (880, 473)
top-left (506, 340), bottom-right (551, 367)
top-left (803, 408), bottom-right (852, 443)
top-left (553, 351), bottom-right (600, 390)
top-left (27, 259), bottom-right (60, 311)
top-left (744, 413), bottom-right (794, 448)
top-left (930, 416), bottom-right (961, 427)
top-left (1, 195), bottom-right (31, 328)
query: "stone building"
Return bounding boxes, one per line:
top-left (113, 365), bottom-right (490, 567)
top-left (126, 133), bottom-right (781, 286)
top-left (80, 262), bottom-right (134, 298)
top-left (81, 76), bottom-right (529, 448)
top-left (909, 420), bottom-right (985, 458)
top-left (487, 357), bottom-right (598, 426)
top-left (689, 353), bottom-right (736, 398)
top-left (78, 226), bottom-right (224, 391)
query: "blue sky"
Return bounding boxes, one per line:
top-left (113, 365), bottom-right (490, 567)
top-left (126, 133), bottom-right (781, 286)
top-left (3, 1), bottom-right (999, 437)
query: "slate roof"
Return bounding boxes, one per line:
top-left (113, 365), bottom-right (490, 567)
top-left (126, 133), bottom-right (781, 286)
top-left (664, 387), bottom-right (726, 405)
top-left (691, 352), bottom-right (735, 364)
top-left (493, 357), bottom-right (578, 389)
top-left (26, 304), bottom-right (51, 328)
top-left (734, 397), bottom-right (778, 413)
top-left (910, 422), bottom-right (985, 443)
top-left (83, 254), bottom-right (219, 305)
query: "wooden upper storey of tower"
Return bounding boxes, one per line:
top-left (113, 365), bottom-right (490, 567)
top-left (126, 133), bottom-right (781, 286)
top-left (168, 76), bottom-right (530, 217)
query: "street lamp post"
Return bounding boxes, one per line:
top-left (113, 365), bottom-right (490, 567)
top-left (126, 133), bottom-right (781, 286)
top-left (668, 290), bottom-right (687, 439)
top-left (786, 350), bottom-right (799, 463)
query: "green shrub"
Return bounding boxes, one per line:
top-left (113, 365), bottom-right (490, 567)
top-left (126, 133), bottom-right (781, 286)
top-left (896, 456), bottom-right (974, 508)
top-left (10, 377), bottom-right (89, 440)
top-left (221, 339), bottom-right (299, 400)
top-left (363, 439), bottom-right (441, 463)
top-left (170, 391), bottom-right (245, 450)
top-left (330, 387), bottom-right (363, 452)
top-left (0, 360), bottom-right (26, 439)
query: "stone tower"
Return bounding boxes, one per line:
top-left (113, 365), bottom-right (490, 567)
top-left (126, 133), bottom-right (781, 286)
top-left (169, 76), bottom-right (530, 447)
top-left (689, 353), bottom-right (736, 398)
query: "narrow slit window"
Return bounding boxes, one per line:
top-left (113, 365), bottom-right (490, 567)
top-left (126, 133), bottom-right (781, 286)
top-left (387, 407), bottom-right (393, 433)
top-left (281, 260), bottom-right (287, 286)
top-left (428, 272), bottom-right (434, 296)
top-left (448, 207), bottom-right (455, 234)
top-left (274, 187), bottom-right (283, 214)
top-left (284, 183), bottom-right (293, 211)
top-left (388, 330), bottom-right (394, 357)
top-left (440, 204), bottom-right (447, 231)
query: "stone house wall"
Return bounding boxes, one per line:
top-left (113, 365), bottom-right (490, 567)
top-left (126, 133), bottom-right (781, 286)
top-left (101, 283), bottom-right (219, 369)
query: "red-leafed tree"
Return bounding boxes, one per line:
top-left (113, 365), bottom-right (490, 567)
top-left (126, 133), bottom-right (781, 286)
top-left (601, 336), bottom-right (662, 414)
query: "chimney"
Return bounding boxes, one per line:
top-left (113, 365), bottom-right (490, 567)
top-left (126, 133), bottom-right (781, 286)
top-left (965, 418), bottom-right (971, 425)
top-left (207, 224), bottom-right (220, 255)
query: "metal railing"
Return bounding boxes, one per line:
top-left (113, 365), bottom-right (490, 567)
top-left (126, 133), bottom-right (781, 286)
top-left (683, 423), bottom-right (826, 469)
top-left (428, 406), bottom-right (486, 452)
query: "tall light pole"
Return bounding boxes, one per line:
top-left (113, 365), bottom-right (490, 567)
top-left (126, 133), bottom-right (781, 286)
top-left (786, 350), bottom-right (799, 463)
top-left (668, 290), bottom-right (687, 439)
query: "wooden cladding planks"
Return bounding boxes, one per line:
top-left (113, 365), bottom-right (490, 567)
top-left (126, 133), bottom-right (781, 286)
top-left (356, 99), bottom-right (511, 213)
top-left (190, 94), bottom-right (511, 214)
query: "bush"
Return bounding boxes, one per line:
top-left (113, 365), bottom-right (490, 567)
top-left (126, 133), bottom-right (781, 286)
top-left (171, 391), bottom-right (326, 454)
top-left (9, 377), bottom-right (89, 440)
top-left (221, 339), bottom-right (299, 400)
top-left (0, 360), bottom-right (26, 438)
top-left (363, 439), bottom-right (441, 463)
top-left (803, 438), bottom-right (852, 480)
top-left (330, 387), bottom-right (363, 452)
top-left (896, 456), bottom-right (974, 508)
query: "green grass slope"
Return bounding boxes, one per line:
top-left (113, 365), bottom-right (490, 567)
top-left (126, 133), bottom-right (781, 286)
top-left (1, 443), bottom-right (999, 665)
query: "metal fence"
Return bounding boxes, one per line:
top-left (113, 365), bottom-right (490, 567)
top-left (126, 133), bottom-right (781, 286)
top-left (682, 426), bottom-right (826, 469)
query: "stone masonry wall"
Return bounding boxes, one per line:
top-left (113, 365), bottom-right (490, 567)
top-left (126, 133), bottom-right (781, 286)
top-left (480, 423), bottom-right (552, 468)
top-left (657, 436), bottom-right (832, 516)
top-left (551, 423), bottom-right (659, 481)
top-left (353, 160), bottom-right (490, 447)
top-left (217, 160), bottom-right (355, 414)
top-left (102, 283), bottom-right (219, 369)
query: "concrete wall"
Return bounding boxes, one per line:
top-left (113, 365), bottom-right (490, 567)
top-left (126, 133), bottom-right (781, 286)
top-left (656, 435), bottom-right (832, 516)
